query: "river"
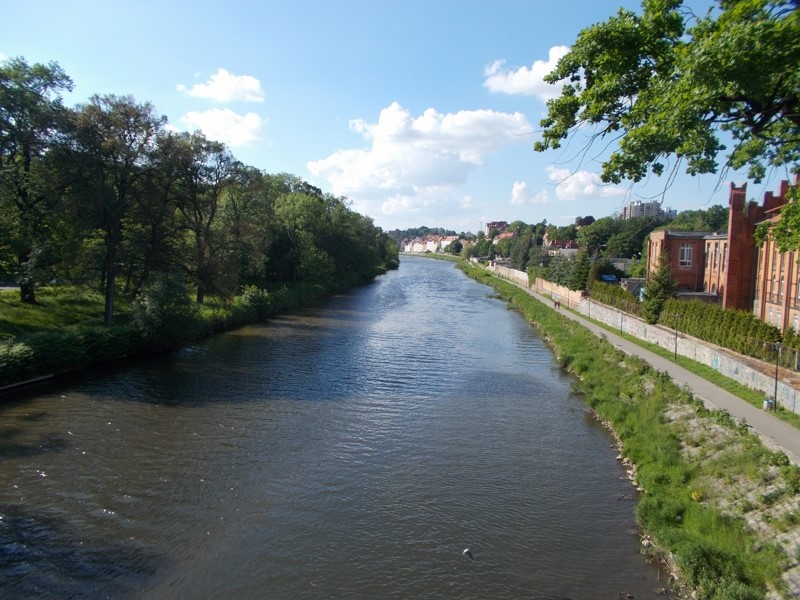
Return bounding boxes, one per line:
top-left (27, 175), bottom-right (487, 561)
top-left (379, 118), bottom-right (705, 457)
top-left (0, 256), bottom-right (669, 599)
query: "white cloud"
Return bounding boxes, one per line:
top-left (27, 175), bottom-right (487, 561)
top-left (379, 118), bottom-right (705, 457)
top-left (177, 68), bottom-right (265, 103)
top-left (546, 166), bottom-right (626, 201)
top-left (510, 181), bottom-right (550, 206)
top-left (179, 108), bottom-right (265, 147)
top-left (483, 46), bottom-right (570, 101)
top-left (308, 102), bottom-right (531, 222)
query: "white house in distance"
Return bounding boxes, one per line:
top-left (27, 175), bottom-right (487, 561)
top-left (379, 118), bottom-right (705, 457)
top-left (401, 235), bottom-right (461, 253)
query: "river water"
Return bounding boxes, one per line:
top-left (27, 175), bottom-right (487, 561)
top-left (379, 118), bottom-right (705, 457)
top-left (0, 256), bottom-right (669, 599)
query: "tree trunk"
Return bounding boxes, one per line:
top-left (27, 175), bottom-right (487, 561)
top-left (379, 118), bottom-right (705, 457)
top-left (103, 235), bottom-right (119, 326)
top-left (19, 281), bottom-right (36, 304)
top-left (104, 269), bottom-right (116, 326)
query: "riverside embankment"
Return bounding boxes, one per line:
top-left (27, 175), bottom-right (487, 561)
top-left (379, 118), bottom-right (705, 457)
top-left (463, 261), bottom-right (800, 599)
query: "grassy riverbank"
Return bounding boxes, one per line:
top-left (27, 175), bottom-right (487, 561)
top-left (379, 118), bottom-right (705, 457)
top-left (0, 277), bottom-right (379, 390)
top-left (460, 262), bottom-right (800, 600)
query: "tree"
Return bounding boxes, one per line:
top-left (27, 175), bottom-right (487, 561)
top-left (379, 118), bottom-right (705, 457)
top-left (510, 229), bottom-right (534, 270)
top-left (569, 250), bottom-right (591, 291)
top-left (62, 94), bottom-right (165, 324)
top-left (0, 57), bottom-right (73, 303)
top-left (536, 0), bottom-right (799, 234)
top-left (444, 239), bottom-right (462, 255)
top-left (172, 132), bottom-right (239, 303)
top-left (667, 205), bottom-right (728, 232)
top-left (642, 251), bottom-right (676, 324)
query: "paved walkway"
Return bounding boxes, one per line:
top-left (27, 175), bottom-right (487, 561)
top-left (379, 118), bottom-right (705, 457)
top-left (519, 283), bottom-right (800, 466)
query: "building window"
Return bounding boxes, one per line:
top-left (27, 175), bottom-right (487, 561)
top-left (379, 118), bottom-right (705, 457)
top-left (794, 315), bottom-right (799, 332)
top-left (769, 308), bottom-right (773, 324)
top-left (705, 244), bottom-right (710, 268)
top-left (780, 276), bottom-right (785, 301)
top-left (722, 243), bottom-right (728, 271)
top-left (713, 245), bottom-right (718, 270)
top-left (679, 244), bottom-right (693, 268)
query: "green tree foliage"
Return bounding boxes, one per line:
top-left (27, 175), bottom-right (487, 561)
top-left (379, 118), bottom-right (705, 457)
top-left (589, 281), bottom-right (641, 314)
top-left (0, 57), bottom-right (73, 303)
top-left (60, 94), bottom-right (166, 325)
top-left (577, 215), bottom-right (666, 258)
top-left (536, 0), bottom-right (799, 250)
top-left (666, 205), bottom-right (728, 232)
top-left (171, 132), bottom-right (240, 303)
top-left (0, 56), bottom-right (398, 332)
top-left (660, 298), bottom-right (780, 360)
top-left (570, 250), bottom-right (591, 291)
top-left (131, 271), bottom-right (199, 352)
top-left (443, 239), bottom-right (462, 255)
top-left (544, 253), bottom-right (591, 291)
top-left (642, 251), bottom-right (676, 324)
top-left (537, 0), bottom-right (799, 184)
top-left (510, 229), bottom-right (534, 270)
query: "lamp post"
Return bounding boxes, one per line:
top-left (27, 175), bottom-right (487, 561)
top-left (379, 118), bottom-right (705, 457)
top-left (773, 342), bottom-right (781, 411)
top-left (674, 314), bottom-right (679, 361)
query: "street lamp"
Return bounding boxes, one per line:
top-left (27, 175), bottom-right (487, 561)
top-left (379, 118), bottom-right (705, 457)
top-left (773, 342), bottom-right (781, 412)
top-left (674, 314), bottom-right (679, 361)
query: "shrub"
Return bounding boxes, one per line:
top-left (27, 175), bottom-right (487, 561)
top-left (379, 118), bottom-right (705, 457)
top-left (131, 273), bottom-right (200, 352)
top-left (0, 340), bottom-right (34, 386)
top-left (241, 285), bottom-right (274, 319)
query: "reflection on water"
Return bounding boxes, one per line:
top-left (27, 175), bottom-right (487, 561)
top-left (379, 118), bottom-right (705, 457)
top-left (0, 257), bottom-right (669, 598)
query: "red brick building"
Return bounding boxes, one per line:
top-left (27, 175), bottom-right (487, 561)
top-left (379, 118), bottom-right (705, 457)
top-left (701, 182), bottom-right (785, 310)
top-left (753, 180), bottom-right (797, 332)
top-left (647, 230), bottom-right (709, 292)
top-left (646, 178), bottom-right (797, 331)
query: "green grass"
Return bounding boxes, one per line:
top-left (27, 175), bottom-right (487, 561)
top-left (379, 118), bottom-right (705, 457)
top-left (0, 286), bottom-right (120, 338)
top-left (576, 306), bottom-right (800, 432)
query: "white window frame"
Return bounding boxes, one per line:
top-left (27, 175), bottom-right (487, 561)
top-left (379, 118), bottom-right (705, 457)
top-left (679, 244), bottom-right (693, 268)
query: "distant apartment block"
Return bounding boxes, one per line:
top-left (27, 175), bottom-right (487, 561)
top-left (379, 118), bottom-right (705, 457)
top-left (622, 200), bottom-right (676, 220)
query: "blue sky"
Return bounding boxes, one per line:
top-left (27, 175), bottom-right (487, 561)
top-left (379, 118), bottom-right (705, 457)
top-left (2, 0), bottom-right (769, 234)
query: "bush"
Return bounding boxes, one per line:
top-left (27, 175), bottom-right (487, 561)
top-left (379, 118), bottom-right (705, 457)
top-left (131, 273), bottom-right (200, 352)
top-left (672, 537), bottom-right (759, 599)
top-left (0, 340), bottom-right (34, 386)
top-left (241, 285), bottom-right (274, 319)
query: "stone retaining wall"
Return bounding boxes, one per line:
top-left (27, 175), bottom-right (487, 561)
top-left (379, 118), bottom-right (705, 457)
top-left (489, 266), bottom-right (800, 416)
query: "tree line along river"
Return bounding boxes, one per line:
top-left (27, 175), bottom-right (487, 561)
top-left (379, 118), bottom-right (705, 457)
top-left (0, 256), bottom-right (670, 599)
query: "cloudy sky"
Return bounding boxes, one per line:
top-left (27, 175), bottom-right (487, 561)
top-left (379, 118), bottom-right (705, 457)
top-left (3, 0), bottom-right (760, 234)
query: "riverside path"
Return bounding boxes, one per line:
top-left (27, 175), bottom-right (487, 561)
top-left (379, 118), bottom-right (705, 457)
top-left (511, 280), bottom-right (800, 467)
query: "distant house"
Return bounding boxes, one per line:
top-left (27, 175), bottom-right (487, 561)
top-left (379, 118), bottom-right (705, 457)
top-left (609, 257), bottom-right (632, 274)
top-left (621, 277), bottom-right (646, 300)
top-left (400, 234), bottom-right (464, 254)
top-left (546, 240), bottom-right (579, 257)
top-left (485, 221), bottom-right (509, 235)
top-left (492, 231), bottom-right (516, 245)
